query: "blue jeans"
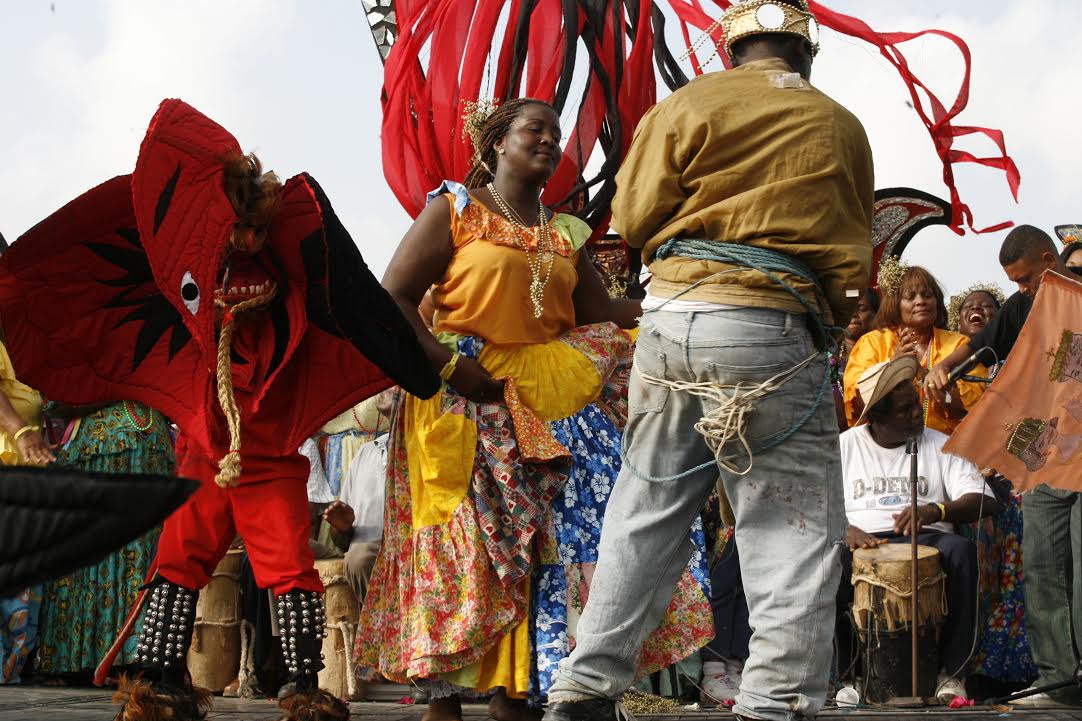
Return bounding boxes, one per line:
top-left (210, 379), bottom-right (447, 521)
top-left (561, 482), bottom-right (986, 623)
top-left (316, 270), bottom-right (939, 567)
top-left (547, 308), bottom-right (846, 721)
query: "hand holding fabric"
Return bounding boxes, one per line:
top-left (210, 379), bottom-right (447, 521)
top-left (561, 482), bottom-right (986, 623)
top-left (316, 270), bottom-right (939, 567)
top-left (16, 429), bottom-right (55, 465)
top-left (450, 357), bottom-right (506, 404)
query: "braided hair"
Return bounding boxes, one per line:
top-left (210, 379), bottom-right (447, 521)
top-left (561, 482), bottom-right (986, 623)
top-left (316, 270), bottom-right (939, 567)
top-left (463, 98), bottom-right (557, 189)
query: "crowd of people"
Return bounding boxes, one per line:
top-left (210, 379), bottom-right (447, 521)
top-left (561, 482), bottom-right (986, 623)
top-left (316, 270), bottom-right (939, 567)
top-left (0, 2), bottom-right (1080, 721)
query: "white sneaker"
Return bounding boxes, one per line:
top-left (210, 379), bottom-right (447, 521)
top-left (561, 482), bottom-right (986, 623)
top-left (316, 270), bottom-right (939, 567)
top-left (1009, 688), bottom-right (1078, 707)
top-left (936, 673), bottom-right (967, 702)
top-left (701, 658), bottom-right (743, 705)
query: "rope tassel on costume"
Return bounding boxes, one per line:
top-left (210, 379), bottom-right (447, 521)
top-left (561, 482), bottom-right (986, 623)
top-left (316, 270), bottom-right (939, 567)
top-left (214, 288), bottom-right (278, 487)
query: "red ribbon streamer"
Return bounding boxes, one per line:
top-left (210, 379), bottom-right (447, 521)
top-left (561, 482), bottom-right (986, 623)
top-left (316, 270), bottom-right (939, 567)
top-left (380, 1), bottom-right (1019, 236)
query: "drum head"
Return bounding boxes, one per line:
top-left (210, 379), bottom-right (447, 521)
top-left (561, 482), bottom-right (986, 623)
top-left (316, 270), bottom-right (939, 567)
top-left (853, 543), bottom-right (939, 562)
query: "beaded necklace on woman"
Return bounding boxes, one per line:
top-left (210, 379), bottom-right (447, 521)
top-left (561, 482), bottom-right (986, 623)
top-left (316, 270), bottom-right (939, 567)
top-left (915, 330), bottom-right (936, 427)
top-left (122, 400), bottom-right (154, 433)
top-left (486, 182), bottom-right (554, 319)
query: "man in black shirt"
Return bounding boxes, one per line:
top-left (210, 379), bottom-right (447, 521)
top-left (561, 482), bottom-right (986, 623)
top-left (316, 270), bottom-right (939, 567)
top-left (927, 225), bottom-right (1064, 380)
top-left (927, 224), bottom-right (1081, 705)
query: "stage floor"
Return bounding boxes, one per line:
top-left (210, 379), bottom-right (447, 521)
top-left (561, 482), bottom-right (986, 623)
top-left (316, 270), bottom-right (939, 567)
top-left (2, 687), bottom-right (1082, 721)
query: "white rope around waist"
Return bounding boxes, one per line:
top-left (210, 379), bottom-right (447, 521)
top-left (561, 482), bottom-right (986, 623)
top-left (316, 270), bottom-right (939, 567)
top-left (638, 350), bottom-right (820, 476)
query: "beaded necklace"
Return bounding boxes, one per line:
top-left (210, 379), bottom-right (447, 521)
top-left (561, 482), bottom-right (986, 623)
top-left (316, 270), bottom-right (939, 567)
top-left (351, 406), bottom-right (381, 435)
top-left (918, 331), bottom-right (936, 427)
top-left (122, 400), bottom-right (154, 433)
top-left (486, 183), bottom-right (554, 319)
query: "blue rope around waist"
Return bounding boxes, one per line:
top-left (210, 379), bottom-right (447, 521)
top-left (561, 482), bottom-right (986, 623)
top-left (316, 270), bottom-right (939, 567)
top-left (627, 239), bottom-right (836, 483)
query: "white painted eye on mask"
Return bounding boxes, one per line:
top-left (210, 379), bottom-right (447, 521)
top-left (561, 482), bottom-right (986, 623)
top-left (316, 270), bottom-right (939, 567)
top-left (180, 271), bottom-right (200, 314)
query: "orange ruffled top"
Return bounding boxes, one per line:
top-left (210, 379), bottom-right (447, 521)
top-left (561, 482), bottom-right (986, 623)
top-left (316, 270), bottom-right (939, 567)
top-left (430, 189), bottom-right (591, 346)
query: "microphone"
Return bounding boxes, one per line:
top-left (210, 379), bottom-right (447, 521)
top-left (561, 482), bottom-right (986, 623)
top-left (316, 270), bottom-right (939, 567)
top-left (947, 346), bottom-right (995, 385)
top-left (906, 436), bottom-right (919, 456)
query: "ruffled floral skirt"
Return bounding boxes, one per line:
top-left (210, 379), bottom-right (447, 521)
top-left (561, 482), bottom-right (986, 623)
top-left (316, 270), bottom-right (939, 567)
top-left (355, 323), bottom-right (713, 702)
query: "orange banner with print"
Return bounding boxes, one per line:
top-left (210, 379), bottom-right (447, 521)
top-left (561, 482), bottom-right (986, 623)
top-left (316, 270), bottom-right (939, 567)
top-left (945, 271), bottom-right (1082, 492)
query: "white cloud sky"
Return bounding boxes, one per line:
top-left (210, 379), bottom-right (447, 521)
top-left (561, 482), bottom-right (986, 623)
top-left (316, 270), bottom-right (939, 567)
top-left (1, 0), bottom-right (1076, 301)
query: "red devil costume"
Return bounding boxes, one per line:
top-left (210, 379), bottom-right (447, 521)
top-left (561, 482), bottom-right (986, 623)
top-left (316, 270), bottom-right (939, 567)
top-left (0, 99), bottom-right (439, 719)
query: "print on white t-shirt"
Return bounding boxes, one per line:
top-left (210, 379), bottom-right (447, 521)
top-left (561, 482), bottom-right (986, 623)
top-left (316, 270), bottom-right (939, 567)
top-left (840, 426), bottom-right (992, 535)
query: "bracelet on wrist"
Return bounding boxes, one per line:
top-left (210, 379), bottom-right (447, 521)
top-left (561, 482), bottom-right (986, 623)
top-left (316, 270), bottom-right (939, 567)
top-left (13, 425), bottom-right (40, 442)
top-left (439, 352), bottom-right (461, 382)
top-left (935, 502), bottom-right (947, 522)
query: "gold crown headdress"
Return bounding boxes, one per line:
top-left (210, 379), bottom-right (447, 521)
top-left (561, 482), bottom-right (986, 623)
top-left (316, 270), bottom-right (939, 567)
top-left (462, 98), bottom-right (501, 165)
top-left (1055, 224), bottom-right (1082, 247)
top-left (947, 282), bottom-right (1006, 332)
top-left (721, 0), bottom-right (820, 61)
top-left (876, 254), bottom-right (910, 297)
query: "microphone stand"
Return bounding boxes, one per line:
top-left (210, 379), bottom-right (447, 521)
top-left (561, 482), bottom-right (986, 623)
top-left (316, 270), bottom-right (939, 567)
top-left (906, 435), bottom-right (920, 699)
top-left (989, 660), bottom-right (1082, 705)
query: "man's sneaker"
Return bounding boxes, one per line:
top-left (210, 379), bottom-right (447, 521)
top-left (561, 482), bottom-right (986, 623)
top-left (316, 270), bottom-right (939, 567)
top-left (543, 698), bottom-right (619, 721)
top-left (700, 658), bottom-right (743, 705)
top-left (935, 674), bottom-right (967, 703)
top-left (1009, 688), bottom-right (1081, 707)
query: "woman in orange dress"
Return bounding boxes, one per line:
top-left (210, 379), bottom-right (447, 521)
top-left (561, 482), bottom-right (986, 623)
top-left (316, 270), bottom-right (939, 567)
top-left (354, 99), bottom-right (713, 721)
top-left (844, 263), bottom-right (986, 434)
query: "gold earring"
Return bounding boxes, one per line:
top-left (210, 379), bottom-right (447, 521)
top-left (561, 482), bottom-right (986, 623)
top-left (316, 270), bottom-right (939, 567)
top-left (498, 148), bottom-right (505, 154)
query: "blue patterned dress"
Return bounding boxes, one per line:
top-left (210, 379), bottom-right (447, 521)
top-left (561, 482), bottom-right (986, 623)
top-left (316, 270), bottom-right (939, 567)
top-left (531, 407), bottom-right (710, 700)
top-left (36, 402), bottom-right (175, 676)
top-left (958, 480), bottom-right (1038, 684)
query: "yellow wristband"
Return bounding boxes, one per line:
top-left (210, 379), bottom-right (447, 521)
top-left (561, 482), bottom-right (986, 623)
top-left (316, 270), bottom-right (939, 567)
top-left (935, 502), bottom-right (947, 522)
top-left (439, 352), bottom-right (461, 382)
top-left (13, 425), bottom-right (40, 442)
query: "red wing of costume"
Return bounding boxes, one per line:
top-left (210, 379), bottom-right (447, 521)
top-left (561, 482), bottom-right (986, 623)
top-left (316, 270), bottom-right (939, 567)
top-left (0, 99), bottom-right (439, 719)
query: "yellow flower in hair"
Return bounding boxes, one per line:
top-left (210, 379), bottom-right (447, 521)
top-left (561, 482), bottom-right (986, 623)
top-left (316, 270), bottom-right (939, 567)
top-left (876, 255), bottom-right (909, 297)
top-left (461, 98), bottom-right (501, 164)
top-left (947, 282), bottom-right (1007, 332)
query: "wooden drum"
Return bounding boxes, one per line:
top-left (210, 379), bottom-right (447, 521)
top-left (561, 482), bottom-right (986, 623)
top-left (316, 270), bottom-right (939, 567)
top-left (850, 544), bottom-right (946, 702)
top-left (315, 558), bottom-right (361, 701)
top-left (188, 549), bottom-right (244, 693)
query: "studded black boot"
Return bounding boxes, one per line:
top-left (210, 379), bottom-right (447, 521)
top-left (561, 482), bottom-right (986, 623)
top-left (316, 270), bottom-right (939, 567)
top-left (275, 588), bottom-right (350, 720)
top-left (114, 580), bottom-right (210, 721)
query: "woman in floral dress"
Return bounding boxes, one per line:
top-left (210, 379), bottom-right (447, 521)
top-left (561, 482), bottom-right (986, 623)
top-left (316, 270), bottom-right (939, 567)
top-left (355, 98), bottom-right (712, 721)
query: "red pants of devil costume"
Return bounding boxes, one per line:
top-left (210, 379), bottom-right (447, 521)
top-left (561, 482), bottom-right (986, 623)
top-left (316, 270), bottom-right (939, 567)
top-left (156, 449), bottom-right (323, 595)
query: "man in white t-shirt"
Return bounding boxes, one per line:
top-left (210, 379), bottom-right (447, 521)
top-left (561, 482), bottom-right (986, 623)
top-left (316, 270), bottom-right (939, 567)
top-left (837, 356), bottom-right (997, 699)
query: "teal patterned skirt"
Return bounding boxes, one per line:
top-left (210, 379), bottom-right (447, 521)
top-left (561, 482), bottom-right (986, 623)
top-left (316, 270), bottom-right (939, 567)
top-left (36, 402), bottom-right (175, 676)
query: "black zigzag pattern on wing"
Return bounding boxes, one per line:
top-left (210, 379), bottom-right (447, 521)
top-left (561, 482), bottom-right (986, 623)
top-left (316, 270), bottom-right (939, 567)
top-left (87, 227), bottom-right (191, 371)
